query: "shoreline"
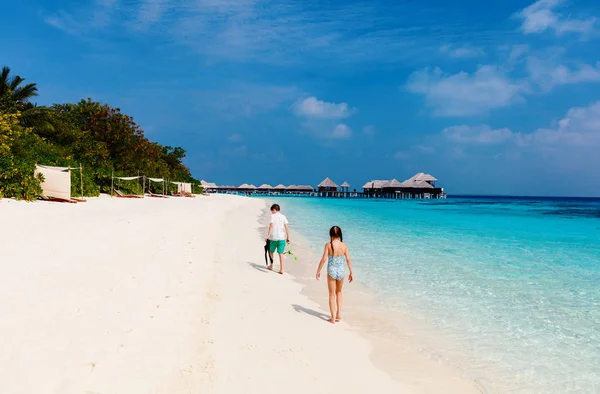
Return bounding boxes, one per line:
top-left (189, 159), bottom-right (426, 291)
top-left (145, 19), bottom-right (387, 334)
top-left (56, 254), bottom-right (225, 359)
top-left (1, 194), bottom-right (484, 393)
top-left (258, 199), bottom-right (486, 393)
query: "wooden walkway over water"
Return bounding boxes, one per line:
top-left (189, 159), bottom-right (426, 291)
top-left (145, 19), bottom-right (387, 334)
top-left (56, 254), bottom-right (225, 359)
top-left (214, 190), bottom-right (446, 199)
top-left (204, 173), bottom-right (447, 200)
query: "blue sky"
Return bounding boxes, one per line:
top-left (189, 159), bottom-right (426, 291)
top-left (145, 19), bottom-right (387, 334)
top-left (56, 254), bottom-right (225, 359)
top-left (3, 0), bottom-right (600, 196)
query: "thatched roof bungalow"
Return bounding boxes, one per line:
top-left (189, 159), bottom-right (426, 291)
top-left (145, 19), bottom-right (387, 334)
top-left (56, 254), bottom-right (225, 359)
top-left (362, 180), bottom-right (389, 192)
top-left (318, 177), bottom-right (338, 192)
top-left (237, 183), bottom-right (256, 191)
top-left (404, 173), bottom-right (438, 187)
top-left (272, 184), bottom-right (286, 193)
top-left (381, 179), bottom-right (404, 191)
top-left (257, 184), bottom-right (273, 192)
top-left (200, 180), bottom-right (218, 191)
top-left (297, 185), bottom-right (314, 192)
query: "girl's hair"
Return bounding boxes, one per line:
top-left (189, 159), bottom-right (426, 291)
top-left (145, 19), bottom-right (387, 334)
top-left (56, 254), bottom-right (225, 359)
top-left (329, 226), bottom-right (343, 254)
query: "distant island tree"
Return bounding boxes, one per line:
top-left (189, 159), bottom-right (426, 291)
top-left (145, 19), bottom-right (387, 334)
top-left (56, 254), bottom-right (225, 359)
top-left (0, 65), bottom-right (199, 200)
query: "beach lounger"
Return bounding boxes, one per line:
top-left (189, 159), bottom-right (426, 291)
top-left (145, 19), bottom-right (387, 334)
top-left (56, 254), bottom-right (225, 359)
top-left (114, 189), bottom-right (143, 198)
top-left (40, 195), bottom-right (77, 204)
top-left (147, 192), bottom-right (168, 198)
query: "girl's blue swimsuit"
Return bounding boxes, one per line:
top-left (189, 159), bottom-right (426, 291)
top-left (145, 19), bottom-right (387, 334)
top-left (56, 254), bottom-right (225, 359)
top-left (327, 255), bottom-right (346, 280)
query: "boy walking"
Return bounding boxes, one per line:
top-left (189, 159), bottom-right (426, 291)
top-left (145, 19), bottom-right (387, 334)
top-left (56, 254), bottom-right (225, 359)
top-left (265, 204), bottom-right (290, 274)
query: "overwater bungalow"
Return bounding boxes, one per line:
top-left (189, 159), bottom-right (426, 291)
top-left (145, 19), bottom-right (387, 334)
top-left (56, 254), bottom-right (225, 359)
top-left (362, 180), bottom-right (390, 197)
top-left (237, 184), bottom-right (257, 194)
top-left (297, 185), bottom-right (315, 194)
top-left (200, 180), bottom-right (218, 193)
top-left (317, 177), bottom-right (338, 196)
top-left (340, 182), bottom-right (351, 192)
top-left (257, 184), bottom-right (273, 194)
top-left (272, 184), bottom-right (286, 194)
top-left (363, 173), bottom-right (444, 199)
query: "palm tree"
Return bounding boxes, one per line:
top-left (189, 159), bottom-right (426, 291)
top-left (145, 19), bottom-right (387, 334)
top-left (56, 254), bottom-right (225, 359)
top-left (1, 66), bottom-right (38, 105)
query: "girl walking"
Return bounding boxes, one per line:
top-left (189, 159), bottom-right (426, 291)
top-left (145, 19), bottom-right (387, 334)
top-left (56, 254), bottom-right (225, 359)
top-left (316, 226), bottom-right (354, 324)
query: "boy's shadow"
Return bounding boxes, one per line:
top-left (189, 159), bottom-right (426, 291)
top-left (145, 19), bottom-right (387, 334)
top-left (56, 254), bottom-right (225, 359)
top-left (247, 262), bottom-right (270, 273)
top-left (292, 304), bottom-right (329, 321)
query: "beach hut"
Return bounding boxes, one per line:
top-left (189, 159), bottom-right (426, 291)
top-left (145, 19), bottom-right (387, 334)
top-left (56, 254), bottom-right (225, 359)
top-left (200, 180), bottom-right (218, 193)
top-left (317, 177), bottom-right (338, 192)
top-left (400, 173), bottom-right (441, 199)
top-left (297, 185), bottom-right (314, 194)
top-left (381, 179), bottom-right (405, 198)
top-left (257, 184), bottom-right (273, 194)
top-left (273, 184), bottom-right (286, 194)
top-left (286, 185), bottom-right (299, 194)
top-left (362, 180), bottom-right (389, 197)
top-left (340, 181), bottom-right (350, 193)
top-left (219, 185), bottom-right (236, 193)
top-left (237, 184), bottom-right (256, 195)
top-left (404, 173), bottom-right (438, 187)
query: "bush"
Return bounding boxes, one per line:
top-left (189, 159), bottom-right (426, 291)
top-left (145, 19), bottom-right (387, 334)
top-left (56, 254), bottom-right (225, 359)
top-left (0, 112), bottom-right (43, 200)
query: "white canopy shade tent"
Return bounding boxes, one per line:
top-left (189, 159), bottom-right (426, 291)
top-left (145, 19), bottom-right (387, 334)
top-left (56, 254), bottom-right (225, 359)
top-left (34, 164), bottom-right (84, 201)
top-left (171, 181), bottom-right (192, 194)
top-left (146, 177), bottom-right (166, 195)
top-left (111, 172), bottom-right (144, 198)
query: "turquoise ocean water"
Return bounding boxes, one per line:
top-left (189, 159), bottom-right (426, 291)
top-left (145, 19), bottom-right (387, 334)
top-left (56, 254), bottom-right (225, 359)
top-left (275, 196), bottom-right (600, 393)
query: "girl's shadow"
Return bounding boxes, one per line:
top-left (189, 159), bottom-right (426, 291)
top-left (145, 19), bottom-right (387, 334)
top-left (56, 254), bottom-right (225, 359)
top-left (292, 304), bottom-right (329, 321)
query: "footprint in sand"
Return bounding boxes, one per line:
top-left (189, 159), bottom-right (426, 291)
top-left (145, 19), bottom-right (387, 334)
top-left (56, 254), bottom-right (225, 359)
top-left (207, 291), bottom-right (220, 299)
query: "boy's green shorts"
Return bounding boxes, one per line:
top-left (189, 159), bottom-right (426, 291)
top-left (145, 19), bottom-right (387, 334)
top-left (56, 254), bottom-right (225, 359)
top-left (269, 240), bottom-right (286, 254)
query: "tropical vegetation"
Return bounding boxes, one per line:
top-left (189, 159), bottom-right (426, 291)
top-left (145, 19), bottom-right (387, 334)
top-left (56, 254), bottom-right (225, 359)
top-left (0, 66), bottom-right (199, 200)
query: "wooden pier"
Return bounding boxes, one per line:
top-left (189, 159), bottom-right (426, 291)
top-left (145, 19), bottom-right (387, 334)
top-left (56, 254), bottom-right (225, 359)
top-left (203, 173), bottom-right (446, 200)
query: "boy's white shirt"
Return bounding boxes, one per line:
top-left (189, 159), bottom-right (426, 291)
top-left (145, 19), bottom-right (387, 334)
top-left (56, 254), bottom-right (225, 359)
top-left (269, 212), bottom-right (288, 240)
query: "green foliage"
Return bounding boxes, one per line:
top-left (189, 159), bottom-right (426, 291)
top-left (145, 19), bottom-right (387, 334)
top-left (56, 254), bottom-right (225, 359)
top-left (0, 111), bottom-right (43, 200)
top-left (1, 66), bottom-right (199, 200)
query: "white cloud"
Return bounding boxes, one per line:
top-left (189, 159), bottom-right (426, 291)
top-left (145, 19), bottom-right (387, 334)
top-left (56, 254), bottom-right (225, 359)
top-left (440, 44), bottom-right (485, 58)
top-left (45, 0), bottom-right (462, 65)
top-left (506, 44), bottom-right (529, 67)
top-left (416, 144), bottom-right (436, 153)
top-left (170, 1), bottom-right (455, 65)
top-left (331, 124), bottom-right (352, 139)
top-left (440, 101), bottom-right (600, 148)
top-left (517, 0), bottom-right (596, 36)
top-left (406, 66), bottom-right (525, 116)
top-left (44, 0), bottom-right (119, 34)
top-left (293, 96), bottom-right (354, 119)
top-left (526, 57), bottom-right (600, 91)
top-left (197, 84), bottom-right (300, 118)
top-left (228, 133), bottom-right (243, 142)
top-left (519, 101), bottom-right (600, 146)
top-left (136, 0), bottom-right (171, 27)
top-left (442, 125), bottom-right (515, 144)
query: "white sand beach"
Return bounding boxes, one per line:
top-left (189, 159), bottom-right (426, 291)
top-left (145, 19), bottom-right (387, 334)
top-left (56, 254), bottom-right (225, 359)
top-left (0, 194), bottom-right (480, 394)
